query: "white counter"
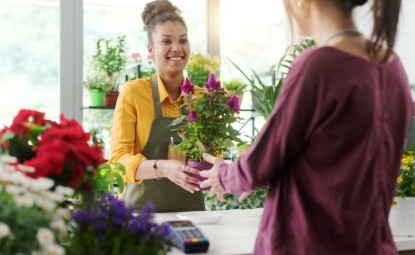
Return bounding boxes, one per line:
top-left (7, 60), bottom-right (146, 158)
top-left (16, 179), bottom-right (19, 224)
top-left (155, 208), bottom-right (415, 255)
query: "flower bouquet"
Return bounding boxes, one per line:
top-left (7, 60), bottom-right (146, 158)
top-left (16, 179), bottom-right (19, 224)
top-left (67, 193), bottom-right (172, 255)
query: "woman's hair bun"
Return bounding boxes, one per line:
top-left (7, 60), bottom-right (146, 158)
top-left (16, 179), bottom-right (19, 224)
top-left (352, 0), bottom-right (368, 6)
top-left (142, 0), bottom-right (182, 31)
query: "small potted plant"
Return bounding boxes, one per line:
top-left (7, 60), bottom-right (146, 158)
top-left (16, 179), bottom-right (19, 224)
top-left (83, 69), bottom-right (113, 107)
top-left (91, 35), bottom-right (127, 106)
top-left (170, 73), bottom-right (242, 188)
top-left (185, 53), bottom-right (220, 87)
top-left (389, 143), bottom-right (415, 236)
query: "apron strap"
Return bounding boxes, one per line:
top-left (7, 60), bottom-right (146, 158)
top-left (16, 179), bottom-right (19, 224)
top-left (151, 75), bottom-right (163, 118)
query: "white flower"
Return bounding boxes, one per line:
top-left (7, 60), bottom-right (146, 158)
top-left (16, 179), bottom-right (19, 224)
top-left (44, 243), bottom-right (65, 255)
top-left (0, 155), bottom-right (18, 164)
top-left (47, 191), bottom-right (65, 203)
top-left (17, 164), bottom-right (35, 173)
top-left (15, 194), bottom-right (35, 207)
top-left (55, 208), bottom-right (71, 220)
top-left (55, 185), bottom-right (75, 196)
top-left (35, 196), bottom-right (55, 211)
top-left (0, 222), bottom-right (10, 238)
top-left (36, 228), bottom-right (55, 246)
top-left (29, 177), bottom-right (54, 191)
top-left (50, 218), bottom-right (66, 234)
top-left (5, 184), bottom-right (24, 195)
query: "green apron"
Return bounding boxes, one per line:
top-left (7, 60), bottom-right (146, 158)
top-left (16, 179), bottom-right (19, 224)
top-left (124, 76), bottom-right (205, 213)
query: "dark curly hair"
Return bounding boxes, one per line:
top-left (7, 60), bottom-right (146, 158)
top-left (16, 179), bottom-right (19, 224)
top-left (141, 0), bottom-right (187, 44)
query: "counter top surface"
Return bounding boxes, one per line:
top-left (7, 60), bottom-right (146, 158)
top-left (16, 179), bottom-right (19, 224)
top-left (155, 208), bottom-right (415, 255)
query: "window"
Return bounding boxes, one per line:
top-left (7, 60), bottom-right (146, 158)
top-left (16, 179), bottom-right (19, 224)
top-left (0, 0), bottom-right (60, 125)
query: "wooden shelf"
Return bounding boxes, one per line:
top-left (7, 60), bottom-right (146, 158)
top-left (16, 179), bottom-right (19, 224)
top-left (82, 106), bottom-right (115, 110)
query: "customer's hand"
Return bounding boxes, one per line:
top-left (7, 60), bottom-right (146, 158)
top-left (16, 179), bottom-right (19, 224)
top-left (160, 160), bottom-right (201, 193)
top-left (199, 153), bottom-right (225, 201)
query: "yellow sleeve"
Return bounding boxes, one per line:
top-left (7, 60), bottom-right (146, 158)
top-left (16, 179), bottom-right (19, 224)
top-left (109, 79), bottom-right (153, 184)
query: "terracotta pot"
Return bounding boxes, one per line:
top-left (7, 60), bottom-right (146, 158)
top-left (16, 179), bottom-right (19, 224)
top-left (187, 161), bottom-right (213, 191)
top-left (104, 91), bottom-right (119, 107)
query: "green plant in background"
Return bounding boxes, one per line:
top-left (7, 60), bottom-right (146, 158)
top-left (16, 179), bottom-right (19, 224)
top-left (222, 78), bottom-right (246, 92)
top-left (92, 35), bottom-right (127, 91)
top-left (186, 53), bottom-right (220, 87)
top-left (230, 39), bottom-right (315, 119)
top-left (82, 69), bottom-right (113, 93)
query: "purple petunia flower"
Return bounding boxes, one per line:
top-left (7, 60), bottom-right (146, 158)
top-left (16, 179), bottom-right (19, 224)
top-left (188, 111), bottom-right (199, 122)
top-left (226, 95), bottom-right (240, 113)
top-left (181, 78), bottom-right (195, 94)
top-left (205, 73), bottom-right (221, 91)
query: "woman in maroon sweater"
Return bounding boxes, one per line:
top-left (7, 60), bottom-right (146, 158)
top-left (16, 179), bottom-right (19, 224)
top-left (200, 0), bottom-right (412, 254)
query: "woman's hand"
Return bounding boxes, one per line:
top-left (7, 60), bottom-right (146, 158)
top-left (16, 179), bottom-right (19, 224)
top-left (199, 153), bottom-right (226, 201)
top-left (160, 160), bottom-right (201, 193)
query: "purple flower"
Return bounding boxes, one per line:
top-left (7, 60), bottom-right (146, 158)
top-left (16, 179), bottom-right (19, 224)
top-left (226, 95), bottom-right (240, 113)
top-left (181, 78), bottom-right (195, 94)
top-left (205, 73), bottom-right (221, 91)
top-left (72, 210), bottom-right (90, 225)
top-left (188, 111), bottom-right (199, 122)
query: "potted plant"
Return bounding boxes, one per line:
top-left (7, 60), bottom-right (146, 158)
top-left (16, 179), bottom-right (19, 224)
top-left (83, 69), bottom-right (113, 107)
top-left (91, 35), bottom-right (127, 106)
top-left (389, 143), bottom-right (415, 236)
top-left (185, 53), bottom-right (220, 87)
top-left (170, 73), bottom-right (242, 186)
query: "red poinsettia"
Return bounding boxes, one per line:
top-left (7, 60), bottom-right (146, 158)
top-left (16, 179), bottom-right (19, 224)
top-left (0, 109), bottom-right (105, 191)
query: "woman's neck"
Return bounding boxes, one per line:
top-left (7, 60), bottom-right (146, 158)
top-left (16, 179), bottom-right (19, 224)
top-left (158, 72), bottom-right (183, 101)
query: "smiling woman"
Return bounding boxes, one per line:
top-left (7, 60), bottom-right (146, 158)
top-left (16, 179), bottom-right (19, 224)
top-left (108, 0), bottom-right (206, 213)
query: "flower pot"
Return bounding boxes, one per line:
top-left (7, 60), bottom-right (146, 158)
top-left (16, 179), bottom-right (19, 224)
top-left (104, 91), bottom-right (119, 107)
top-left (389, 197), bottom-right (415, 236)
top-left (89, 89), bottom-right (105, 106)
top-left (187, 161), bottom-right (213, 191)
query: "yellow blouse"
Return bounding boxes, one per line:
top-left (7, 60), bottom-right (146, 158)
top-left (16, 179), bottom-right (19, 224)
top-left (109, 75), bottom-right (187, 184)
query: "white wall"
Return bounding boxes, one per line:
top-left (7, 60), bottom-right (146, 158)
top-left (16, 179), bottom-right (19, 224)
top-left (355, 0), bottom-right (415, 83)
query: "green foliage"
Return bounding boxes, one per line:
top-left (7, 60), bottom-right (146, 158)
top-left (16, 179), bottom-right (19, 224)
top-left (204, 189), bottom-right (268, 211)
top-left (91, 35), bottom-right (127, 91)
top-left (186, 53), bottom-right (220, 87)
top-left (222, 78), bottom-right (247, 93)
top-left (229, 39), bottom-right (315, 118)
